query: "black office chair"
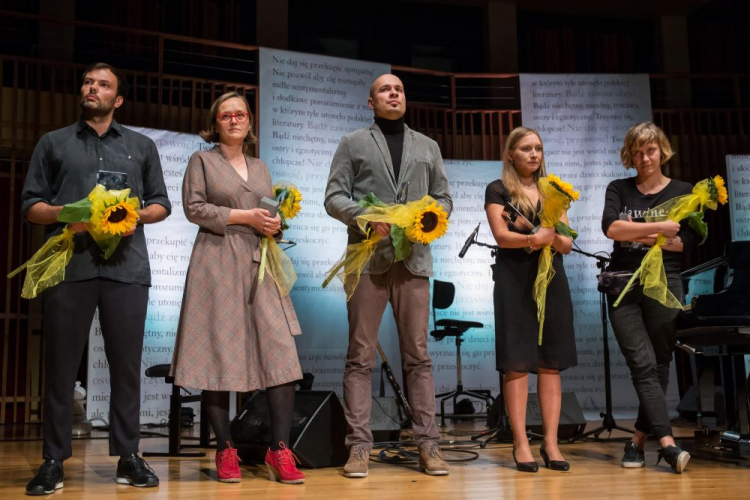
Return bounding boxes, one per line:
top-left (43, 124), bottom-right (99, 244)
top-left (430, 280), bottom-right (494, 427)
top-left (142, 364), bottom-right (211, 457)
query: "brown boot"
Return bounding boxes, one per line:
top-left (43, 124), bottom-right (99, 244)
top-left (419, 442), bottom-right (450, 476)
top-left (343, 444), bottom-right (370, 478)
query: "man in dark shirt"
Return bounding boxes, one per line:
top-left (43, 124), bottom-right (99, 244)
top-left (21, 63), bottom-right (170, 495)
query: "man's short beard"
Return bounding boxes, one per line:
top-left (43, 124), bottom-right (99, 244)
top-left (80, 98), bottom-right (114, 119)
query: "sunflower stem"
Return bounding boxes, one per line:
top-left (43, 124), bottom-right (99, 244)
top-left (612, 266), bottom-right (642, 308)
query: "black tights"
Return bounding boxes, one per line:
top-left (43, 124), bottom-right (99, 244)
top-left (266, 382), bottom-right (296, 451)
top-left (203, 390), bottom-right (232, 451)
top-left (203, 382), bottom-right (296, 452)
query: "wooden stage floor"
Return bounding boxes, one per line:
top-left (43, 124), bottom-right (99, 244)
top-left (1, 420), bottom-right (749, 499)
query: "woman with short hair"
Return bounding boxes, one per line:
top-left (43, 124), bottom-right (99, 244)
top-left (602, 121), bottom-right (697, 473)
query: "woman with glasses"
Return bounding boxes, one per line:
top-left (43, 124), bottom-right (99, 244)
top-left (602, 122), bottom-right (696, 473)
top-left (484, 127), bottom-right (577, 473)
top-left (170, 92), bottom-right (305, 484)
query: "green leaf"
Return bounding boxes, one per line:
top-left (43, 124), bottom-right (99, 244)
top-left (279, 212), bottom-right (289, 231)
top-left (555, 221), bottom-right (578, 241)
top-left (687, 211), bottom-right (708, 245)
top-left (58, 198), bottom-right (92, 223)
top-left (391, 225), bottom-right (412, 262)
top-left (358, 192), bottom-right (387, 208)
top-left (97, 235), bottom-right (122, 260)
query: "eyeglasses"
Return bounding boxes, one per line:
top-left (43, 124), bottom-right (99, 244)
top-left (217, 111), bottom-right (249, 123)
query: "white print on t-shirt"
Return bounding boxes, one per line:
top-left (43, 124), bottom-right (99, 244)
top-left (622, 206), bottom-right (669, 220)
top-left (620, 205), bottom-right (669, 251)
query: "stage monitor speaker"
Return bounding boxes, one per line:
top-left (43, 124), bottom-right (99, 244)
top-left (488, 392), bottom-right (586, 440)
top-left (230, 390), bottom-right (348, 468)
top-left (370, 397), bottom-right (402, 442)
top-left (526, 392), bottom-right (586, 439)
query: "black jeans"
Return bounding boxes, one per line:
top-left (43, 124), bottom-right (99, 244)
top-left (42, 278), bottom-right (149, 460)
top-left (607, 273), bottom-right (683, 440)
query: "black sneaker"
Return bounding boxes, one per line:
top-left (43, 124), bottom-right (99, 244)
top-left (657, 445), bottom-right (690, 474)
top-left (26, 459), bottom-right (64, 495)
top-left (621, 442), bottom-right (645, 468)
top-left (116, 454), bottom-right (159, 487)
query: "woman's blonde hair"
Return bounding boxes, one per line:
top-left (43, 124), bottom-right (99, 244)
top-left (620, 122), bottom-right (674, 169)
top-left (501, 127), bottom-right (547, 220)
top-left (199, 92), bottom-right (257, 148)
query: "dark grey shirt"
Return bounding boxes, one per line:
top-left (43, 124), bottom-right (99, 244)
top-left (21, 118), bottom-right (171, 286)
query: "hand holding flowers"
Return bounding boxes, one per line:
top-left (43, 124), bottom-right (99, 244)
top-left (323, 194), bottom-right (449, 300)
top-left (613, 175), bottom-right (728, 308)
top-left (8, 184), bottom-right (140, 299)
top-left (257, 181), bottom-right (302, 296)
top-left (532, 174), bottom-right (579, 345)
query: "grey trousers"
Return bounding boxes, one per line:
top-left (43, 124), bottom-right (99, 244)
top-left (608, 273), bottom-right (683, 440)
top-left (343, 261), bottom-right (440, 449)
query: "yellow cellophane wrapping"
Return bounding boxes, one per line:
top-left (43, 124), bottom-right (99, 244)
top-left (532, 177), bottom-right (574, 345)
top-left (7, 226), bottom-right (76, 299)
top-left (7, 184), bottom-right (141, 299)
top-left (354, 195), bottom-right (437, 234)
top-left (258, 236), bottom-right (298, 297)
top-left (613, 178), bottom-right (715, 309)
top-left (323, 195), bottom-right (442, 300)
top-left (322, 233), bottom-right (383, 300)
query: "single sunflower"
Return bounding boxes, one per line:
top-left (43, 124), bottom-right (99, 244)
top-left (547, 173), bottom-right (580, 201)
top-left (711, 175), bottom-right (728, 205)
top-left (280, 187), bottom-right (303, 220)
top-left (405, 201), bottom-right (449, 245)
top-left (88, 186), bottom-right (140, 236)
top-left (99, 201), bottom-right (139, 235)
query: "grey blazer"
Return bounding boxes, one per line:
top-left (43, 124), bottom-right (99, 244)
top-left (324, 122), bottom-right (452, 277)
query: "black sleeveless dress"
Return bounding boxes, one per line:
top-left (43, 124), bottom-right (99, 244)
top-left (485, 180), bottom-right (577, 373)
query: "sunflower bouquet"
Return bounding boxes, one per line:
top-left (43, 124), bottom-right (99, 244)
top-left (612, 175), bottom-right (728, 309)
top-left (532, 174), bottom-right (579, 345)
top-left (257, 181), bottom-right (302, 297)
top-left (323, 193), bottom-right (449, 300)
top-left (7, 184), bottom-right (140, 299)
top-left (274, 181), bottom-right (303, 230)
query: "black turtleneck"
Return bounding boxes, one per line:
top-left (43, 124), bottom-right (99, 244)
top-left (374, 116), bottom-right (405, 181)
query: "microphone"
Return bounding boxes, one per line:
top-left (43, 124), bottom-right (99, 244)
top-left (458, 223), bottom-right (480, 258)
top-left (278, 239), bottom-right (297, 250)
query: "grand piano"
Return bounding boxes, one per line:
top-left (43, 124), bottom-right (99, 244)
top-left (677, 240), bottom-right (750, 456)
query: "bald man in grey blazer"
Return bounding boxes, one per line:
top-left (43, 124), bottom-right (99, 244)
top-left (325, 74), bottom-right (452, 478)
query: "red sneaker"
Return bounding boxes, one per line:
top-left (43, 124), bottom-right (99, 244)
top-left (215, 442), bottom-right (242, 483)
top-left (265, 442), bottom-right (305, 484)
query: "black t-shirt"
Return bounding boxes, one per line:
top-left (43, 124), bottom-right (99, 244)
top-left (601, 177), bottom-right (697, 273)
top-left (484, 179), bottom-right (540, 234)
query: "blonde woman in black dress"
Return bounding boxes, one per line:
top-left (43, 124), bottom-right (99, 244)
top-left (484, 127), bottom-right (577, 472)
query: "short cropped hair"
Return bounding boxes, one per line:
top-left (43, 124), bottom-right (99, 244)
top-left (81, 62), bottom-right (129, 99)
top-left (620, 122), bottom-right (674, 169)
top-left (199, 92), bottom-right (257, 146)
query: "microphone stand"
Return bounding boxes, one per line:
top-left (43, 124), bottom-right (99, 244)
top-left (469, 240), bottom-right (499, 253)
top-left (460, 235), bottom-right (541, 446)
top-left (567, 246), bottom-right (634, 441)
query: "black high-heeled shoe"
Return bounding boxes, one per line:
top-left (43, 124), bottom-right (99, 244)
top-left (540, 444), bottom-right (570, 471)
top-left (512, 448), bottom-right (538, 472)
